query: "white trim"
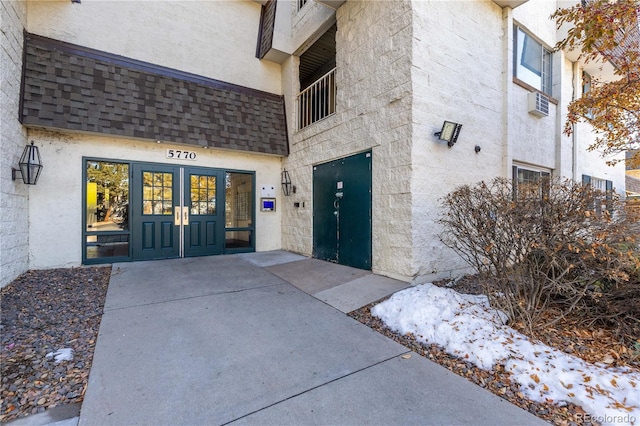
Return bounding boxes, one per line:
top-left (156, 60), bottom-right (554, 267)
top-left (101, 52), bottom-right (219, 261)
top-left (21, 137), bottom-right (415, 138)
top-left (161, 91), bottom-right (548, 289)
top-left (512, 162), bottom-right (552, 175)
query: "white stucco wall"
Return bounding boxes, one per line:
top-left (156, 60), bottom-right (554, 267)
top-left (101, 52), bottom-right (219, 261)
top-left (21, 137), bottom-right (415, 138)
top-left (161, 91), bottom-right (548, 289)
top-left (408, 0), bottom-right (623, 282)
top-left (291, 0), bottom-right (335, 54)
top-left (573, 99), bottom-right (626, 193)
top-left (558, 39), bottom-right (625, 191)
top-left (510, 86), bottom-right (558, 169)
top-left (553, 52), bottom-right (576, 180)
top-left (18, 0), bottom-right (287, 270)
top-left (512, 1), bottom-right (624, 190)
top-left (410, 0), bottom-right (505, 281)
top-left (27, 130), bottom-right (283, 270)
top-left (26, 0), bottom-right (282, 94)
top-left (281, 0), bottom-right (415, 281)
top-left (270, 0), bottom-right (336, 57)
top-left (1, 0), bottom-right (29, 288)
top-left (513, 0), bottom-right (558, 46)
top-left (510, 1), bottom-right (561, 171)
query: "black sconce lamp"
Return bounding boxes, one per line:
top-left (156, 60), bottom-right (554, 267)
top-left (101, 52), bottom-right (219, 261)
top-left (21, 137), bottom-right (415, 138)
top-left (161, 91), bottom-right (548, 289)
top-left (71, 0), bottom-right (81, 3)
top-left (12, 141), bottom-right (43, 185)
top-left (281, 169), bottom-right (296, 196)
top-left (434, 121), bottom-right (462, 147)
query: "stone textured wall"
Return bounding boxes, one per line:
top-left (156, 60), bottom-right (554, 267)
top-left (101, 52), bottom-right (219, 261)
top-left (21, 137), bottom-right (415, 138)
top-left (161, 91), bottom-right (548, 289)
top-left (572, 83), bottom-right (626, 192)
top-left (554, 53), bottom-right (574, 180)
top-left (281, 0), bottom-right (624, 283)
top-left (0, 0), bottom-right (28, 288)
top-left (281, 0), bottom-right (415, 281)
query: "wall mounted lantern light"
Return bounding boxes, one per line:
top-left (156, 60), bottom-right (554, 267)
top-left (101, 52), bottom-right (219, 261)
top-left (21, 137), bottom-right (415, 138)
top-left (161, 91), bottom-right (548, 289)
top-left (281, 169), bottom-right (295, 196)
top-left (12, 141), bottom-right (43, 185)
top-left (434, 121), bottom-right (462, 147)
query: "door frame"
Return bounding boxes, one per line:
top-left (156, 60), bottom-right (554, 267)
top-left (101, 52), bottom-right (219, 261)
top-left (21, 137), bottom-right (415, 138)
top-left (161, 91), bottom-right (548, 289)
top-left (130, 162), bottom-right (183, 261)
top-left (312, 151), bottom-right (372, 270)
top-left (181, 166), bottom-right (226, 258)
top-left (82, 157), bottom-right (256, 264)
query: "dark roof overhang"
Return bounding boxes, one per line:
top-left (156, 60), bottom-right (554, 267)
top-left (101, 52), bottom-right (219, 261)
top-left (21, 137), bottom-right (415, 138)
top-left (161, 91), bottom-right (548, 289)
top-left (21, 33), bottom-right (289, 156)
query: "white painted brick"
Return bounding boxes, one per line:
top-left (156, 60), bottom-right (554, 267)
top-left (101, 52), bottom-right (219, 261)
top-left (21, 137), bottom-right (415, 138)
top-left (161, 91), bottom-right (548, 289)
top-left (1, 0), bottom-right (28, 288)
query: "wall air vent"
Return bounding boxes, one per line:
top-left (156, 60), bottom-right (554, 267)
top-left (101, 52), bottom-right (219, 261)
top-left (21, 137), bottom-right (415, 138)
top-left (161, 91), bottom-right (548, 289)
top-left (528, 92), bottom-right (550, 117)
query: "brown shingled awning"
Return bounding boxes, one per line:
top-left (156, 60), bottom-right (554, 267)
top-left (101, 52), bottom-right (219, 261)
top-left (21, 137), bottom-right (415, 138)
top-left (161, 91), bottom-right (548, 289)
top-left (21, 33), bottom-right (289, 156)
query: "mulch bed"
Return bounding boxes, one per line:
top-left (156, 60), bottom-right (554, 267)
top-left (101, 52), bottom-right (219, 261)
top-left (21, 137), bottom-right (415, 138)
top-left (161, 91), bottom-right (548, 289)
top-left (1, 267), bottom-right (637, 425)
top-left (0, 266), bottom-right (110, 423)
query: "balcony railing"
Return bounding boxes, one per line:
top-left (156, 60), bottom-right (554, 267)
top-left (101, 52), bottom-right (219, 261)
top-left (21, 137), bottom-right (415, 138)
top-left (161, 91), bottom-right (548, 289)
top-left (298, 68), bottom-right (336, 130)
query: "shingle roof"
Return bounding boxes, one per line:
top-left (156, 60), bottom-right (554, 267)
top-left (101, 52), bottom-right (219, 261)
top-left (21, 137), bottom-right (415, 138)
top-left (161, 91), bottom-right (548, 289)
top-left (21, 33), bottom-right (289, 156)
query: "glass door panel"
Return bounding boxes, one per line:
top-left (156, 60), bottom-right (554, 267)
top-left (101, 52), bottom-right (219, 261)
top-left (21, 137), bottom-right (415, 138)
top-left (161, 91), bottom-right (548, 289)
top-left (183, 168), bottom-right (224, 257)
top-left (224, 172), bottom-right (254, 252)
top-left (131, 164), bottom-right (180, 260)
top-left (84, 160), bottom-right (130, 262)
top-left (88, 162), bottom-right (252, 263)
top-left (142, 171), bottom-right (173, 215)
top-left (190, 174), bottom-right (217, 215)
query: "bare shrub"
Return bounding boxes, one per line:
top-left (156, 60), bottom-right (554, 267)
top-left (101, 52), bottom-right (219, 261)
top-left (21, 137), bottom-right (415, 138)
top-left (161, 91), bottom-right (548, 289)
top-left (439, 177), bottom-right (639, 337)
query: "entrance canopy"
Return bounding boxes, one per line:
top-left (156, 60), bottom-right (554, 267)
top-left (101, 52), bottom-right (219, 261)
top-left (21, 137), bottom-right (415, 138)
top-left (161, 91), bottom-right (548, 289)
top-left (20, 33), bottom-right (289, 156)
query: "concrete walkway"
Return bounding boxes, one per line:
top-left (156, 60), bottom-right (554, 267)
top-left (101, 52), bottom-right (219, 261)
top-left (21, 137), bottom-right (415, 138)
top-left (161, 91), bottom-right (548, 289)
top-left (73, 251), bottom-right (545, 425)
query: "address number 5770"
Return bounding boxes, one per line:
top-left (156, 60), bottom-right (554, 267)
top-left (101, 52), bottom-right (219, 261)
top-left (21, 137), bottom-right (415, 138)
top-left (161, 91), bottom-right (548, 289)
top-left (166, 149), bottom-right (197, 161)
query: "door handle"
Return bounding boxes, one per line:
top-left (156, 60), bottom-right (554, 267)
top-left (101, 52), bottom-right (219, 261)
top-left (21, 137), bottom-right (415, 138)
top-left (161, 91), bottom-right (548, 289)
top-left (182, 206), bottom-right (189, 226)
top-left (175, 207), bottom-right (189, 225)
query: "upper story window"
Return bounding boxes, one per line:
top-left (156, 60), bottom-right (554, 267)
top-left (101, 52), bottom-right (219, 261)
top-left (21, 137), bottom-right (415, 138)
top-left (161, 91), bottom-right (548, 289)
top-left (514, 26), bottom-right (553, 95)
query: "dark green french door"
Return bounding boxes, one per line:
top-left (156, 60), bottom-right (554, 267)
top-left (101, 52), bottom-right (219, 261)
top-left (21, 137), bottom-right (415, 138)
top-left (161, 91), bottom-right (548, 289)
top-left (313, 151), bottom-right (372, 270)
top-left (131, 163), bottom-right (224, 261)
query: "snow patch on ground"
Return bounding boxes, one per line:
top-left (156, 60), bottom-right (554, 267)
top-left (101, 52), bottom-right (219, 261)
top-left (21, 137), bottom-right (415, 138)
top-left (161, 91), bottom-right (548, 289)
top-left (46, 348), bottom-right (74, 364)
top-left (371, 284), bottom-right (639, 426)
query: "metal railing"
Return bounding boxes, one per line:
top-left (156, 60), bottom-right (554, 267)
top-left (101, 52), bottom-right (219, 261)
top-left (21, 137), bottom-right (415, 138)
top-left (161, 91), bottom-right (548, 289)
top-left (298, 68), bottom-right (336, 130)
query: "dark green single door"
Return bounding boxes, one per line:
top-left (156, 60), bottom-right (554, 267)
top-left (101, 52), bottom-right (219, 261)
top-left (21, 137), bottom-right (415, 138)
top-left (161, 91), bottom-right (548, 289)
top-left (131, 163), bottom-right (225, 260)
top-left (313, 161), bottom-right (339, 263)
top-left (313, 151), bottom-right (372, 270)
top-left (131, 163), bottom-right (181, 261)
top-left (184, 167), bottom-right (224, 257)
